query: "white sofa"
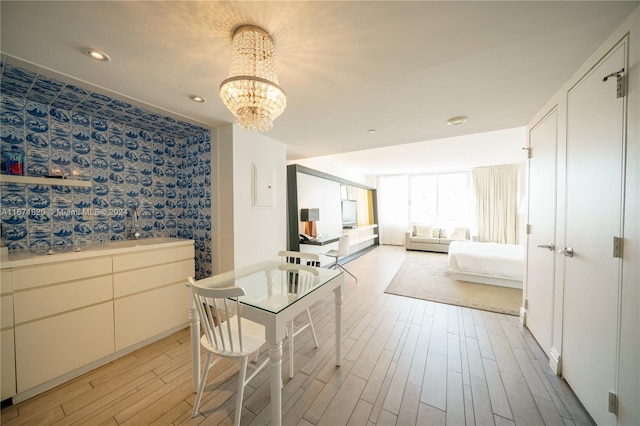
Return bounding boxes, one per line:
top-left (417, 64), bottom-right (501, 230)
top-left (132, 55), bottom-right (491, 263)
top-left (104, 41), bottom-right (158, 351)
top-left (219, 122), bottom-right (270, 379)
top-left (405, 225), bottom-right (471, 253)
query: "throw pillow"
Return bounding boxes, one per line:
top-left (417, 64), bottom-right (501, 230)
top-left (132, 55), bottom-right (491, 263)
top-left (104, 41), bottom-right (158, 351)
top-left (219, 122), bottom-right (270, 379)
top-left (449, 227), bottom-right (469, 240)
top-left (414, 225), bottom-right (434, 237)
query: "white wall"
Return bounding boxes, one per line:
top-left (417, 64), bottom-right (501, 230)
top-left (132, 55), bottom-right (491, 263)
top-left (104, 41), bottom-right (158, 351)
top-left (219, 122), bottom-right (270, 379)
top-left (214, 124), bottom-right (287, 272)
top-left (296, 173), bottom-right (342, 237)
top-left (214, 125), bottom-right (234, 274)
top-left (231, 125), bottom-right (287, 269)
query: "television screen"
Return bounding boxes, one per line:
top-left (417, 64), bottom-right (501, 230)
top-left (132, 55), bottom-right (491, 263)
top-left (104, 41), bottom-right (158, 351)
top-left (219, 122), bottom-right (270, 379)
top-left (341, 200), bottom-right (358, 229)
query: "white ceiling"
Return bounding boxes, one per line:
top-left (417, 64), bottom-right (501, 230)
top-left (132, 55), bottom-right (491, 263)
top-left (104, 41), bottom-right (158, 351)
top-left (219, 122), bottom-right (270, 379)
top-left (1, 1), bottom-right (638, 161)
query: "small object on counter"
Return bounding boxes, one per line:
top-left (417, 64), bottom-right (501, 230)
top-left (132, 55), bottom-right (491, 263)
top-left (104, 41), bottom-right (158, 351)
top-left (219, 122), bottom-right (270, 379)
top-left (4, 145), bottom-right (24, 175)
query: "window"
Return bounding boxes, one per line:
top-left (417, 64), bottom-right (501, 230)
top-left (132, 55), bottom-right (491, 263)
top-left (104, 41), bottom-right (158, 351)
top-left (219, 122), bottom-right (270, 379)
top-left (409, 172), bottom-right (471, 228)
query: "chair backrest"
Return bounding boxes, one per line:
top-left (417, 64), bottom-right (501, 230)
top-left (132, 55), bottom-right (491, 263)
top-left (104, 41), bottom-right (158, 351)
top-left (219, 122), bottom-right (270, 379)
top-left (278, 264), bottom-right (319, 295)
top-left (188, 276), bottom-right (247, 354)
top-left (278, 250), bottom-right (320, 267)
top-left (337, 234), bottom-right (351, 257)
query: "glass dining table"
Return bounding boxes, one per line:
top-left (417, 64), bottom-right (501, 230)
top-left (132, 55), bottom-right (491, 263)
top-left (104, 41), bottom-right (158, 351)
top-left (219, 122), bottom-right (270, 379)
top-left (188, 259), bottom-right (344, 426)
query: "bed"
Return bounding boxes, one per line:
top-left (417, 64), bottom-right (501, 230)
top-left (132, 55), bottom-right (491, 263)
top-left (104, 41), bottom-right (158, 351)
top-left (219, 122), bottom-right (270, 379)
top-left (447, 241), bottom-right (524, 289)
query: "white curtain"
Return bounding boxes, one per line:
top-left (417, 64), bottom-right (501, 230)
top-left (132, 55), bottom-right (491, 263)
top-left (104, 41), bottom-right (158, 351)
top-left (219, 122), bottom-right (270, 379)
top-left (472, 165), bottom-right (519, 244)
top-left (377, 175), bottom-right (409, 245)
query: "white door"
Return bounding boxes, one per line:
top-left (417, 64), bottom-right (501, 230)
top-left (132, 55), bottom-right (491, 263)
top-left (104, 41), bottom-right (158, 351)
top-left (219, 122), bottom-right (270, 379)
top-left (525, 109), bottom-right (557, 355)
top-left (562, 40), bottom-right (626, 425)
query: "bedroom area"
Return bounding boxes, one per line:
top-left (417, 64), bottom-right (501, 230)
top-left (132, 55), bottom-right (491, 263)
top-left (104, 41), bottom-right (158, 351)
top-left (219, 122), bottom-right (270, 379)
top-left (294, 126), bottom-right (528, 317)
top-left (381, 162), bottom-right (526, 316)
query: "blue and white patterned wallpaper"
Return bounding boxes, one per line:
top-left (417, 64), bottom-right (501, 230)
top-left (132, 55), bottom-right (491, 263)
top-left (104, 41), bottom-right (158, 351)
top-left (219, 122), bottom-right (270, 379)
top-left (0, 60), bottom-right (212, 278)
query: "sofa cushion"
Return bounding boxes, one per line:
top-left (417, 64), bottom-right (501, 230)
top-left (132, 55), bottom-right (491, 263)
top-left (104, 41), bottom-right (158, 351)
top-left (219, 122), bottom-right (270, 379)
top-left (450, 227), bottom-right (470, 240)
top-left (411, 236), bottom-right (441, 244)
top-left (414, 225), bottom-right (434, 237)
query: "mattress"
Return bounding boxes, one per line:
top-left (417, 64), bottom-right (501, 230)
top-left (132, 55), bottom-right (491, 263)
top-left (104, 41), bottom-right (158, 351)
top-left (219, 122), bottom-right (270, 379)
top-left (447, 241), bottom-right (524, 280)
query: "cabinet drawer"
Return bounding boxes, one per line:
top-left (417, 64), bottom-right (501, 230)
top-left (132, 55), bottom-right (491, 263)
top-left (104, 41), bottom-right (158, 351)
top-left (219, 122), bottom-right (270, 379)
top-left (112, 245), bottom-right (194, 272)
top-left (1, 269), bottom-right (13, 293)
top-left (14, 276), bottom-right (113, 324)
top-left (15, 302), bottom-right (114, 392)
top-left (115, 283), bottom-right (189, 351)
top-left (13, 257), bottom-right (112, 290)
top-left (113, 259), bottom-right (194, 298)
top-left (1, 328), bottom-right (16, 400)
top-left (1, 294), bottom-right (13, 328)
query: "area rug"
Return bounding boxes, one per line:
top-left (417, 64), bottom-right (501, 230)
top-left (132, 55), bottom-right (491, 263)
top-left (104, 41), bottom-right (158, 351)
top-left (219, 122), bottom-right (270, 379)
top-left (384, 251), bottom-right (522, 315)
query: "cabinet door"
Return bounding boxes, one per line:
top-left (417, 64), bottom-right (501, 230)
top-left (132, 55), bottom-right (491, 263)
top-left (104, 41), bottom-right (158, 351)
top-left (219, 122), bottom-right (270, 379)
top-left (1, 328), bottom-right (16, 400)
top-left (15, 302), bottom-right (114, 392)
top-left (115, 283), bottom-right (190, 351)
top-left (13, 257), bottom-right (111, 290)
top-left (1, 271), bottom-right (15, 400)
top-left (114, 254), bottom-right (193, 351)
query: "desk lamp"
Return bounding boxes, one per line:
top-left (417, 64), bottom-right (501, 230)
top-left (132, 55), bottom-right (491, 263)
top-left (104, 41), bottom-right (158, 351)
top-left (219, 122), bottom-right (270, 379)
top-left (300, 208), bottom-right (320, 238)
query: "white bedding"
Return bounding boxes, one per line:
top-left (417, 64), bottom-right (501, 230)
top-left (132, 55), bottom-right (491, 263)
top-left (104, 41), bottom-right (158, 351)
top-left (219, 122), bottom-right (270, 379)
top-left (448, 241), bottom-right (524, 281)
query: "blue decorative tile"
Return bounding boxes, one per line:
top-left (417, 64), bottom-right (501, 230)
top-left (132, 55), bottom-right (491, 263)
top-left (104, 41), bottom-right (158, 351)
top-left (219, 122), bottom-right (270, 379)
top-left (0, 63), bottom-right (212, 278)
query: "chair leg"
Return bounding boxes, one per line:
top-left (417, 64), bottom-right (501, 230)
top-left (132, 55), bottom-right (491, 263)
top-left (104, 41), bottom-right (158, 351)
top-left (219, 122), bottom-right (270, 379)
top-left (235, 356), bottom-right (249, 426)
top-left (338, 264), bottom-right (358, 282)
top-left (306, 308), bottom-right (319, 348)
top-left (192, 352), bottom-right (213, 417)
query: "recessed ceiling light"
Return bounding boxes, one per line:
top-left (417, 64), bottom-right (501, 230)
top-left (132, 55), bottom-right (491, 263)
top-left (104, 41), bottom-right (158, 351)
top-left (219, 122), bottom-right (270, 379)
top-left (190, 95), bottom-right (206, 103)
top-left (368, 129), bottom-right (376, 134)
top-left (85, 48), bottom-right (110, 62)
top-left (447, 116), bottom-right (467, 126)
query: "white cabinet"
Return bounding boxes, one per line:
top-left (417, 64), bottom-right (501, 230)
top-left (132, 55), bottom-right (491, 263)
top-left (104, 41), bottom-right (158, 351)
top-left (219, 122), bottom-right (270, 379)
top-left (345, 225), bottom-right (378, 252)
top-left (15, 303), bottom-right (114, 392)
top-left (1, 269), bottom-right (16, 400)
top-left (113, 247), bottom-right (193, 351)
top-left (2, 239), bottom-right (194, 402)
top-left (13, 257), bottom-right (114, 393)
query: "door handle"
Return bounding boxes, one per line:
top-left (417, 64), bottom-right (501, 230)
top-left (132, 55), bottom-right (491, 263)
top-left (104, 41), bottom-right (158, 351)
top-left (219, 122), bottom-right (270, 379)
top-left (559, 246), bottom-right (574, 257)
top-left (537, 243), bottom-right (555, 251)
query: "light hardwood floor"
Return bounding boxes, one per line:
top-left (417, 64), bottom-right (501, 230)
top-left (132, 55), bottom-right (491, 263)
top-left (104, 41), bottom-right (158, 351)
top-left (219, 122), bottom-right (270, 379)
top-left (1, 245), bottom-right (594, 426)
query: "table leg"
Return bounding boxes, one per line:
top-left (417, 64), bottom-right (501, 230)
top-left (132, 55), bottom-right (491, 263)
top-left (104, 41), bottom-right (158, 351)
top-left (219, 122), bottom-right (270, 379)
top-left (269, 341), bottom-right (283, 426)
top-left (334, 285), bottom-right (343, 366)
top-left (288, 321), bottom-right (295, 378)
top-left (190, 299), bottom-right (200, 393)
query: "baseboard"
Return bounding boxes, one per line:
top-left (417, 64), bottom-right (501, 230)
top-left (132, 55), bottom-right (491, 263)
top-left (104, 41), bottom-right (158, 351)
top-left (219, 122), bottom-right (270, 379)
top-left (549, 346), bottom-right (562, 375)
top-left (519, 306), bottom-right (527, 326)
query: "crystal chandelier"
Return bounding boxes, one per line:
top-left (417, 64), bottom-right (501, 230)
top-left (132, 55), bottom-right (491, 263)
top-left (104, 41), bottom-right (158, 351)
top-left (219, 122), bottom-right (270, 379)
top-left (219, 25), bottom-right (287, 132)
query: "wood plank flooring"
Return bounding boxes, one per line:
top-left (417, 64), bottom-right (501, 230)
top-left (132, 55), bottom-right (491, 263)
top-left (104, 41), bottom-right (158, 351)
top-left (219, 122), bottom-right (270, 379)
top-left (0, 245), bottom-right (594, 425)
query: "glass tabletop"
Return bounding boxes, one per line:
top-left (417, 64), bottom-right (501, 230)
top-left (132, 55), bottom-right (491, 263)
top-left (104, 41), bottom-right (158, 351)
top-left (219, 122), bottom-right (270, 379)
top-left (192, 260), bottom-right (342, 314)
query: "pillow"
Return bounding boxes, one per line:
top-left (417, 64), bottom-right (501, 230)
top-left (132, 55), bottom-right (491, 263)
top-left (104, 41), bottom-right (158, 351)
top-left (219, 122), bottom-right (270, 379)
top-left (449, 227), bottom-right (469, 240)
top-left (414, 225), bottom-right (434, 237)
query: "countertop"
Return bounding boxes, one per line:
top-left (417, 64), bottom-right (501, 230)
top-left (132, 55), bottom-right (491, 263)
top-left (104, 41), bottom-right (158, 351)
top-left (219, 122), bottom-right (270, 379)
top-left (0, 237), bottom-right (194, 269)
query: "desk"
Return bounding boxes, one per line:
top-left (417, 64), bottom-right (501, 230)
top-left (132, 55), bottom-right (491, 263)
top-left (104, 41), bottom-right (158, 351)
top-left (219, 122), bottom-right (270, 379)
top-left (299, 236), bottom-right (340, 246)
top-left (189, 260), bottom-right (343, 426)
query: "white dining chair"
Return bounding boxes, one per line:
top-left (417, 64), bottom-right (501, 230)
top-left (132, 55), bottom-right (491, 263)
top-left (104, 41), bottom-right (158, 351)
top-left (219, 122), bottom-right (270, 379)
top-left (324, 234), bottom-right (358, 282)
top-left (266, 250), bottom-right (320, 378)
top-left (189, 277), bottom-right (269, 425)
